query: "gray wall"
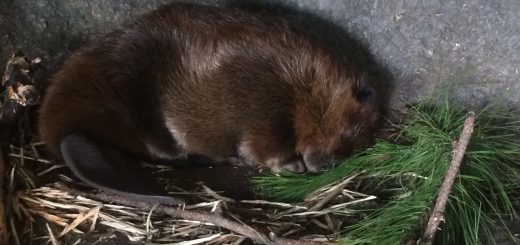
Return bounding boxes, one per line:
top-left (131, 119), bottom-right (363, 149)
top-left (1, 0), bottom-right (518, 108)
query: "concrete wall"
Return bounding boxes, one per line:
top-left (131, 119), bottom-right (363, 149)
top-left (1, 0), bottom-right (518, 108)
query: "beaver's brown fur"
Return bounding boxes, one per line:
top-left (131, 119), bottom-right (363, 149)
top-left (38, 3), bottom-right (379, 201)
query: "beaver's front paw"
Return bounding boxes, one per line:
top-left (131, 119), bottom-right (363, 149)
top-left (264, 156), bottom-right (306, 173)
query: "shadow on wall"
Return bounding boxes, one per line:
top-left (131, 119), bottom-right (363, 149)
top-left (225, 0), bottom-right (394, 114)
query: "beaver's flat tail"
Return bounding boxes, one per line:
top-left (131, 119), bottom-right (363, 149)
top-left (61, 133), bottom-right (185, 205)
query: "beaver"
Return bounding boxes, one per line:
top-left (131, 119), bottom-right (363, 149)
top-left (38, 2), bottom-right (380, 204)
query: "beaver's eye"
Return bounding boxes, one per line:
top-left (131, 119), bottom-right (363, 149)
top-left (356, 87), bottom-right (375, 102)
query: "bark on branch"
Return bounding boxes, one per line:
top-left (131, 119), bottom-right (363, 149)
top-left (420, 111), bottom-right (475, 245)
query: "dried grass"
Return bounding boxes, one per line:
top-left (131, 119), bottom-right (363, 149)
top-left (5, 139), bottom-right (373, 244)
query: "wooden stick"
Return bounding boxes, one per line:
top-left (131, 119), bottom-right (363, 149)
top-left (0, 128), bottom-right (9, 245)
top-left (420, 111), bottom-right (475, 245)
top-left (55, 182), bottom-right (329, 245)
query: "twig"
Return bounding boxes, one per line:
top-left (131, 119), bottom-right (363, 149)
top-left (420, 111), bottom-right (475, 245)
top-left (55, 182), bottom-right (328, 245)
top-left (0, 128), bottom-right (9, 244)
top-left (9, 218), bottom-right (21, 245)
top-left (58, 205), bottom-right (102, 237)
top-left (8, 153), bottom-right (53, 164)
top-left (308, 172), bottom-right (362, 212)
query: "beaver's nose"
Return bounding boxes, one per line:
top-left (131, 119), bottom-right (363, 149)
top-left (280, 155), bottom-right (307, 173)
top-left (303, 153), bottom-right (334, 173)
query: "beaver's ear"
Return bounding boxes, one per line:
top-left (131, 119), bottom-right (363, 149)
top-left (60, 134), bottom-right (185, 204)
top-left (355, 86), bottom-right (375, 103)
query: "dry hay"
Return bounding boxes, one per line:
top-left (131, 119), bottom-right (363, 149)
top-left (6, 140), bottom-right (376, 245)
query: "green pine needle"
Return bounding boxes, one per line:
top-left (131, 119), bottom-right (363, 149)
top-left (253, 97), bottom-right (520, 244)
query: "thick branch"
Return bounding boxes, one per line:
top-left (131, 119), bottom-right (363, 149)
top-left (55, 182), bottom-right (328, 245)
top-left (420, 111), bottom-right (475, 245)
